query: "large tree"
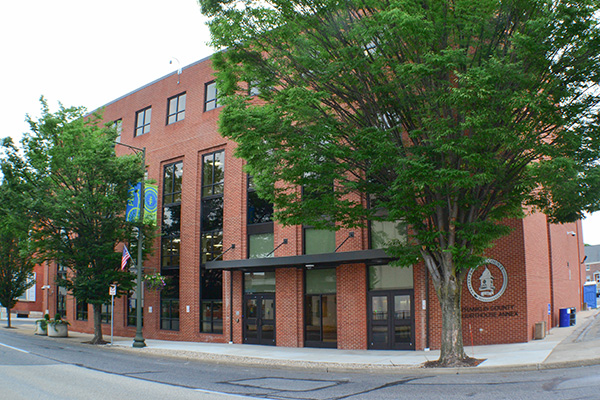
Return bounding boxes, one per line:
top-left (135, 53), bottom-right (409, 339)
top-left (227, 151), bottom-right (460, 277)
top-left (2, 100), bottom-right (146, 344)
top-left (199, 0), bottom-right (600, 365)
top-left (0, 176), bottom-right (35, 329)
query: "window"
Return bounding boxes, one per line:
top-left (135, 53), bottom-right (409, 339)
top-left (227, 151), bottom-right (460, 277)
top-left (304, 228), bottom-right (336, 255)
top-left (17, 272), bottom-right (36, 302)
top-left (167, 93), bottom-right (186, 124)
top-left (135, 107), bottom-right (152, 136)
top-left (369, 202), bottom-right (407, 249)
top-left (247, 175), bottom-right (274, 258)
top-left (101, 303), bottom-right (111, 324)
top-left (127, 292), bottom-right (143, 327)
top-left (161, 269), bottom-right (180, 331)
top-left (112, 119), bottom-right (122, 143)
top-left (204, 81), bottom-right (218, 111)
top-left (201, 151), bottom-right (224, 263)
top-left (57, 264), bottom-right (67, 318)
top-left (76, 300), bottom-right (88, 321)
top-left (305, 268), bottom-right (337, 347)
top-left (161, 162), bottom-right (183, 269)
top-left (200, 150), bottom-right (224, 333)
top-left (161, 161), bottom-right (182, 331)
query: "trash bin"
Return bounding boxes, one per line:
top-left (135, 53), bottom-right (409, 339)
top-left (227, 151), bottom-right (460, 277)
top-left (559, 308), bottom-right (571, 327)
top-left (569, 307), bottom-right (576, 326)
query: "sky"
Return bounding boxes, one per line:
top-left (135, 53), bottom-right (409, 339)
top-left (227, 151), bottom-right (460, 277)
top-left (1, 0), bottom-right (600, 246)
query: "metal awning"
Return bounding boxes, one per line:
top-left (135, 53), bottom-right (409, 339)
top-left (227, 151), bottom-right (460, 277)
top-left (204, 249), bottom-right (394, 270)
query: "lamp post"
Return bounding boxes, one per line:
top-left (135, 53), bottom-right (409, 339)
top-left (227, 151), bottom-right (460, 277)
top-left (115, 142), bottom-right (146, 348)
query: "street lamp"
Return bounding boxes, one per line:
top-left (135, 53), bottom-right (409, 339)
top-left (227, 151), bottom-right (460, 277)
top-left (115, 142), bottom-right (146, 348)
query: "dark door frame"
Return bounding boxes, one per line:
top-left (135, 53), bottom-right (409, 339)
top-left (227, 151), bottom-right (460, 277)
top-left (367, 289), bottom-right (415, 350)
top-left (243, 293), bottom-right (276, 346)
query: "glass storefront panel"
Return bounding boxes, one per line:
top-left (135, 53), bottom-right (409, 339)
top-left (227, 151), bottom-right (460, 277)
top-left (369, 265), bottom-right (413, 290)
top-left (322, 294), bottom-right (337, 343)
top-left (370, 220), bottom-right (407, 249)
top-left (304, 229), bottom-right (336, 255)
top-left (305, 295), bottom-right (321, 342)
top-left (249, 233), bottom-right (274, 259)
top-left (306, 268), bottom-right (336, 294)
top-left (244, 271), bottom-right (276, 293)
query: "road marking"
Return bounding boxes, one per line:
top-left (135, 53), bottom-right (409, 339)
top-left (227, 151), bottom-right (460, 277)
top-left (0, 342), bottom-right (29, 354)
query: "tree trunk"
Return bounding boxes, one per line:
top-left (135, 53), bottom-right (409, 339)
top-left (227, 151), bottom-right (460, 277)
top-left (436, 277), bottom-right (468, 366)
top-left (91, 304), bottom-right (104, 344)
top-left (5, 307), bottom-right (11, 328)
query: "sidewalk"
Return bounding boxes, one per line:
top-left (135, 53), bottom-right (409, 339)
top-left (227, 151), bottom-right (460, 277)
top-left (4, 309), bottom-right (600, 372)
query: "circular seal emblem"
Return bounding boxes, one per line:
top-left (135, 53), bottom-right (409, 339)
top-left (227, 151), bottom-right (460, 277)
top-left (467, 259), bottom-right (508, 302)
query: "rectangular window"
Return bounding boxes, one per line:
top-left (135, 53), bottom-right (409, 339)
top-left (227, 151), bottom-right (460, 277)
top-left (127, 292), bottom-right (143, 327)
top-left (160, 162), bottom-right (182, 331)
top-left (167, 93), bottom-right (186, 124)
top-left (249, 233), bottom-right (274, 259)
top-left (112, 119), bottom-right (123, 143)
top-left (101, 303), bottom-right (111, 324)
top-left (200, 150), bottom-right (224, 333)
top-left (17, 272), bottom-right (36, 302)
top-left (200, 269), bottom-right (222, 333)
top-left (204, 81), bottom-right (218, 111)
top-left (304, 228), bottom-right (336, 255)
top-left (135, 107), bottom-right (152, 136)
top-left (76, 300), bottom-right (88, 321)
top-left (160, 269), bottom-right (180, 331)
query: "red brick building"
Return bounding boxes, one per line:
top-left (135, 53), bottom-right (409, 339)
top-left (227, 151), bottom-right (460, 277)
top-left (36, 56), bottom-right (586, 350)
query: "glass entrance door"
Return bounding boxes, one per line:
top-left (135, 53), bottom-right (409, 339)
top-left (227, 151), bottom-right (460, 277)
top-left (368, 290), bottom-right (414, 350)
top-left (243, 294), bottom-right (275, 345)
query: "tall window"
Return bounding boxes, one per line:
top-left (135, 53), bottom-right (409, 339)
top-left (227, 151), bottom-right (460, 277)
top-left (57, 264), bottom-right (67, 318)
top-left (167, 93), bottom-right (186, 124)
top-left (369, 208), bottom-right (407, 250)
top-left (302, 178), bottom-right (335, 255)
top-left (112, 119), bottom-right (122, 143)
top-left (101, 303), bottom-right (111, 324)
top-left (200, 150), bottom-right (224, 333)
top-left (135, 106), bottom-right (152, 136)
top-left (305, 268), bottom-right (337, 348)
top-left (76, 299), bottom-right (88, 321)
top-left (247, 176), bottom-right (274, 258)
top-left (161, 161), bottom-right (183, 331)
top-left (204, 81), bottom-right (218, 111)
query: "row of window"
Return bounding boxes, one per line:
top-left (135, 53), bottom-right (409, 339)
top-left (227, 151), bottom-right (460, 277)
top-left (112, 81), bottom-right (219, 141)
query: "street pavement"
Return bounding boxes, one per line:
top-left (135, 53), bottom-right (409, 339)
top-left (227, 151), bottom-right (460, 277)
top-left (3, 309), bottom-right (600, 372)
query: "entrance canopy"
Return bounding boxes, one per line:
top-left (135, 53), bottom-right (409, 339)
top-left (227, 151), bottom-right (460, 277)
top-left (205, 249), bottom-right (394, 271)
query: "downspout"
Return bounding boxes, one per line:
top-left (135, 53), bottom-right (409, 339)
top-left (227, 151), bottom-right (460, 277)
top-left (425, 266), bottom-right (430, 350)
top-left (547, 218), bottom-right (554, 327)
top-left (229, 270), bottom-right (234, 344)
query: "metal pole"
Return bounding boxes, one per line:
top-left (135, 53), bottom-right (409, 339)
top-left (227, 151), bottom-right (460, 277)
top-left (133, 148), bottom-right (146, 348)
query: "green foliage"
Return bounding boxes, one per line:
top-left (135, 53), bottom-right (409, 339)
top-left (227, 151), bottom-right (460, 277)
top-left (202, 0), bottom-right (600, 272)
top-left (2, 98), bottom-right (148, 316)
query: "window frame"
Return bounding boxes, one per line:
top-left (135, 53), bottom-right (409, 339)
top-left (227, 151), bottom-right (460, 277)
top-left (166, 92), bottom-right (186, 125)
top-left (204, 81), bottom-right (219, 111)
top-left (135, 106), bottom-right (152, 137)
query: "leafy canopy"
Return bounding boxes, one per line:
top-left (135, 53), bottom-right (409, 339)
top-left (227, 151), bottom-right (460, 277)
top-left (201, 0), bottom-right (600, 273)
top-left (2, 99), bottom-right (147, 306)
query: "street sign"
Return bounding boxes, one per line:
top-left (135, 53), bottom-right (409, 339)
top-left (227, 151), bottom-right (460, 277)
top-left (109, 284), bottom-right (117, 296)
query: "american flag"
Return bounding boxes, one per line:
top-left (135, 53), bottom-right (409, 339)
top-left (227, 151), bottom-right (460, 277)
top-left (121, 245), bottom-right (131, 270)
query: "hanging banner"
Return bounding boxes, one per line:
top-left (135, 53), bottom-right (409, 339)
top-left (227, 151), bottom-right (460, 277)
top-left (144, 184), bottom-right (158, 224)
top-left (126, 183), bottom-right (158, 224)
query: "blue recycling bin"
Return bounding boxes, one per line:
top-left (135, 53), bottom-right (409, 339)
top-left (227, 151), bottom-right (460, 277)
top-left (559, 308), bottom-right (571, 327)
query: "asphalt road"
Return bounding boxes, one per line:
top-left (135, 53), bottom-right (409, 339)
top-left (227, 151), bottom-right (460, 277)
top-left (2, 322), bottom-right (600, 400)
